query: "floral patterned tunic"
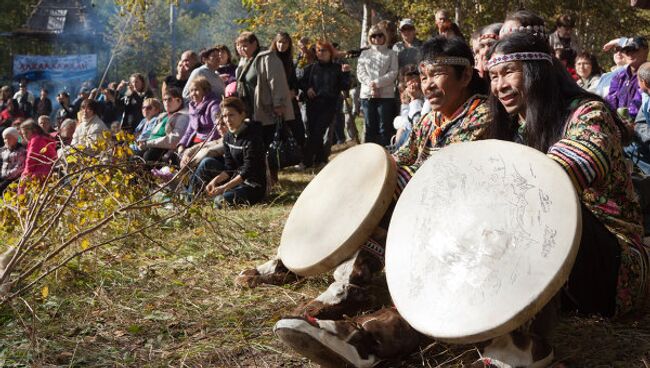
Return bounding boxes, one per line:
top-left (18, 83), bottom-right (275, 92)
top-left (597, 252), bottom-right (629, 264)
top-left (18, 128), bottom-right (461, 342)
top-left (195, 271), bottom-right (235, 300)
top-left (534, 100), bottom-right (648, 315)
top-left (393, 94), bottom-right (490, 194)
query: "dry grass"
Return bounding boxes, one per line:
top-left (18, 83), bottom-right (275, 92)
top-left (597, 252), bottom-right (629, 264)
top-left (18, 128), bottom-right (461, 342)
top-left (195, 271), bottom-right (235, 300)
top-left (0, 144), bottom-right (649, 367)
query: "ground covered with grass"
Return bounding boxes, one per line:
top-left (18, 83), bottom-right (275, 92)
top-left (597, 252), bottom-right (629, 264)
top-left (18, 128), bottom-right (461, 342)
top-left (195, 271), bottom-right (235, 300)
top-left (1, 148), bottom-right (650, 367)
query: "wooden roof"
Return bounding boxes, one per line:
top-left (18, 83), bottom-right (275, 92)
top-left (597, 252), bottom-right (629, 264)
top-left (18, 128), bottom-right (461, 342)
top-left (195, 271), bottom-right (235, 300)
top-left (15, 0), bottom-right (94, 38)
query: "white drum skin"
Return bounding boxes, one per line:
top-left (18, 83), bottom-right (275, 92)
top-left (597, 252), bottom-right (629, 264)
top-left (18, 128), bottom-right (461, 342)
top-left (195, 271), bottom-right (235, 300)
top-left (280, 143), bottom-right (397, 276)
top-left (385, 140), bottom-right (581, 344)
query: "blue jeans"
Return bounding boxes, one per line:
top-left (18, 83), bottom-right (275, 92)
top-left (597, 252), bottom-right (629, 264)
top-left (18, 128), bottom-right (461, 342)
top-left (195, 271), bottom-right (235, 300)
top-left (361, 98), bottom-right (396, 147)
top-left (188, 156), bottom-right (225, 194)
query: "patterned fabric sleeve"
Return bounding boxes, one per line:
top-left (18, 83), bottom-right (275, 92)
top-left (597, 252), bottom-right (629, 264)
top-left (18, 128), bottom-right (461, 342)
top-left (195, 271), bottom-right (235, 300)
top-left (393, 112), bottom-right (431, 166)
top-left (547, 101), bottom-right (614, 193)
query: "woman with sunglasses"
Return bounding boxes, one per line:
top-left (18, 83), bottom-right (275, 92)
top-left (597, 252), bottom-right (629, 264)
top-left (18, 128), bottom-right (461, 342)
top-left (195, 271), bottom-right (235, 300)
top-left (133, 98), bottom-right (163, 152)
top-left (357, 25), bottom-right (398, 147)
top-left (139, 88), bottom-right (189, 167)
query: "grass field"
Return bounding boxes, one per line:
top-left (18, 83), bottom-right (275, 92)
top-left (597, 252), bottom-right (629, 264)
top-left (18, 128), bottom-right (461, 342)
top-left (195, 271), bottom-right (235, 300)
top-left (0, 143), bottom-right (649, 367)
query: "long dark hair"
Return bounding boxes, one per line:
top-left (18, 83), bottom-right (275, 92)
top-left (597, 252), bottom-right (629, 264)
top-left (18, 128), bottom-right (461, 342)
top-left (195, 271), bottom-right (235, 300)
top-left (272, 32), bottom-right (294, 80)
top-left (485, 32), bottom-right (629, 152)
top-left (421, 36), bottom-right (488, 96)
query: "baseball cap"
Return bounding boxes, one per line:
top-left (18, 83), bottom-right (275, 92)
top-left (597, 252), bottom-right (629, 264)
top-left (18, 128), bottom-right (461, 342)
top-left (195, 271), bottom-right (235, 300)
top-left (622, 36), bottom-right (648, 51)
top-left (399, 18), bottom-right (415, 30)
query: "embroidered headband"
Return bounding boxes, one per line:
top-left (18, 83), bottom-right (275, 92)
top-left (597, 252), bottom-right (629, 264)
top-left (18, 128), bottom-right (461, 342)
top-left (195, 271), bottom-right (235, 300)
top-left (500, 24), bottom-right (546, 37)
top-left (479, 33), bottom-right (499, 41)
top-left (486, 52), bottom-right (553, 69)
top-left (420, 56), bottom-right (471, 67)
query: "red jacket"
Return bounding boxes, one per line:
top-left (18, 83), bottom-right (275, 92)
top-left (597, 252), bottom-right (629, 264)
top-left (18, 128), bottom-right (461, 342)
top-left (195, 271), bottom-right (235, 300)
top-left (23, 134), bottom-right (57, 178)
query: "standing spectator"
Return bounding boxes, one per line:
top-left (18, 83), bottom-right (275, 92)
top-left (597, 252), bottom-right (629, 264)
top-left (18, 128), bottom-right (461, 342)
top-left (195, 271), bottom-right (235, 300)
top-left (97, 88), bottom-right (121, 126)
top-left (0, 127), bottom-right (26, 193)
top-left (215, 45), bottom-right (237, 85)
top-left (357, 25), bottom-right (398, 146)
top-left (299, 40), bottom-right (351, 168)
top-left (71, 87), bottom-right (89, 116)
top-left (606, 36), bottom-right (648, 119)
top-left (19, 119), bottom-right (57, 181)
top-left (575, 52), bottom-right (602, 92)
top-left (162, 50), bottom-right (199, 97)
top-left (177, 77), bottom-right (221, 154)
top-left (33, 88), bottom-right (52, 119)
top-left (13, 81), bottom-right (34, 117)
top-left (435, 9), bottom-right (452, 36)
top-left (70, 99), bottom-right (108, 149)
top-left (183, 47), bottom-right (226, 101)
top-left (549, 14), bottom-right (582, 53)
top-left (393, 19), bottom-right (423, 68)
top-left (0, 86), bottom-right (13, 112)
top-left (272, 32), bottom-right (306, 150)
top-left (55, 92), bottom-right (75, 126)
top-left (116, 73), bottom-right (154, 132)
top-left (235, 31), bottom-right (295, 185)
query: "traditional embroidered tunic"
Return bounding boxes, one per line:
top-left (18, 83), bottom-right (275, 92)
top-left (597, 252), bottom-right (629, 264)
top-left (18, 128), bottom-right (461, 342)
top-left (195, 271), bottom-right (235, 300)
top-left (393, 94), bottom-right (490, 195)
top-left (528, 100), bottom-right (648, 315)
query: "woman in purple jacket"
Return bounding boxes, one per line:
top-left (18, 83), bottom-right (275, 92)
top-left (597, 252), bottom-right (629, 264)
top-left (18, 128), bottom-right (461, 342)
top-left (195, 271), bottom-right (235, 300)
top-left (177, 77), bottom-right (221, 155)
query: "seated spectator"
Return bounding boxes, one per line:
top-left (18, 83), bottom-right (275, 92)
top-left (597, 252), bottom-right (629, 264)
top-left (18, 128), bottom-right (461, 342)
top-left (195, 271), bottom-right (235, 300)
top-left (205, 97), bottom-right (266, 207)
top-left (37, 115), bottom-right (54, 135)
top-left (186, 116), bottom-right (228, 194)
top-left (19, 119), bottom-right (57, 184)
top-left (392, 64), bottom-right (423, 151)
top-left (55, 118), bottom-right (76, 149)
top-left (70, 99), bottom-right (108, 149)
top-left (0, 127), bottom-right (26, 193)
top-left (14, 81), bottom-right (34, 118)
top-left (176, 77), bottom-right (221, 155)
top-left (133, 98), bottom-right (163, 146)
top-left (606, 36), bottom-right (648, 120)
top-left (575, 51), bottom-right (602, 92)
top-left (0, 100), bottom-right (21, 130)
top-left (96, 88), bottom-right (121, 126)
top-left (139, 88), bottom-right (189, 167)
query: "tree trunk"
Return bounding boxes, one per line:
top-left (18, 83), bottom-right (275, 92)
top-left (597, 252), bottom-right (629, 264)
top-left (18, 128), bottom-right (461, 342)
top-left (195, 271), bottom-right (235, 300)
top-left (360, 0), bottom-right (371, 48)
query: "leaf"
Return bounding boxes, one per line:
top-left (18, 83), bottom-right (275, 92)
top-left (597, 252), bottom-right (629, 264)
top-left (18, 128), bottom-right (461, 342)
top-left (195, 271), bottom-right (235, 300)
top-left (41, 285), bottom-right (49, 299)
top-left (80, 239), bottom-right (90, 250)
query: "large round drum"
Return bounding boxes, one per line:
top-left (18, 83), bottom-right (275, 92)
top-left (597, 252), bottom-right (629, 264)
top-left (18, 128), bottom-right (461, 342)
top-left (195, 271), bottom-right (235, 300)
top-left (279, 143), bottom-right (397, 276)
top-left (385, 140), bottom-right (582, 344)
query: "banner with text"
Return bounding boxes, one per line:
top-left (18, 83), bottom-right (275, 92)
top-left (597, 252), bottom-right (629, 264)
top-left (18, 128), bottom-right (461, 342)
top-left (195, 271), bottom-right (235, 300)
top-left (13, 54), bottom-right (97, 96)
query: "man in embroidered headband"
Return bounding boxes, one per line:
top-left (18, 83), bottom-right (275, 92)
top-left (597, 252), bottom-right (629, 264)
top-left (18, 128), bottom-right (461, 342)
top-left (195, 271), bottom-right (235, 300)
top-left (271, 36), bottom-right (493, 368)
top-left (474, 31), bottom-right (649, 367)
top-left (475, 23), bottom-right (503, 77)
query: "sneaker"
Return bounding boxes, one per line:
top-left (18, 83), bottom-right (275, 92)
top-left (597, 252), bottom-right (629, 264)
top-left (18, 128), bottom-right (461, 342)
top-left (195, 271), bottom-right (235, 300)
top-left (275, 308), bottom-right (421, 367)
top-left (234, 258), bottom-right (300, 288)
top-left (274, 316), bottom-right (379, 368)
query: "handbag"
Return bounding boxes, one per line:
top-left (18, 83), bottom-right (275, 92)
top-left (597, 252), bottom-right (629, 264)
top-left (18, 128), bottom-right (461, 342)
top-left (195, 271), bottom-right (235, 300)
top-left (267, 117), bottom-right (303, 170)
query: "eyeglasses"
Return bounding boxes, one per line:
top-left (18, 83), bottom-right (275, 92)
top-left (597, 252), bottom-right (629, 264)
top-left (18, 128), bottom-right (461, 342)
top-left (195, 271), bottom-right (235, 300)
top-left (370, 34), bottom-right (384, 39)
top-left (142, 105), bottom-right (153, 110)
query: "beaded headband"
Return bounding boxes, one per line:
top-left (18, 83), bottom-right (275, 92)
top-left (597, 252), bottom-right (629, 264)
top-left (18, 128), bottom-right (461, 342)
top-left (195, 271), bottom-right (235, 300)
top-left (420, 56), bottom-right (471, 67)
top-left (486, 52), bottom-right (553, 69)
top-left (479, 33), bottom-right (499, 41)
top-left (500, 24), bottom-right (546, 37)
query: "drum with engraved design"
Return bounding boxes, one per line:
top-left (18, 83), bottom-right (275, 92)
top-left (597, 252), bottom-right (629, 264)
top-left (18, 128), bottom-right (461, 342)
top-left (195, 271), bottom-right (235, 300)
top-left (279, 143), bottom-right (397, 276)
top-left (385, 140), bottom-right (582, 343)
